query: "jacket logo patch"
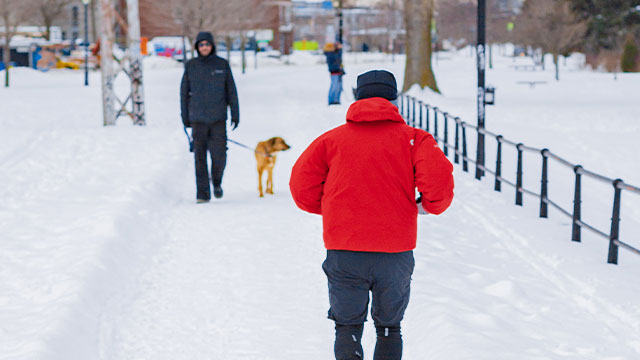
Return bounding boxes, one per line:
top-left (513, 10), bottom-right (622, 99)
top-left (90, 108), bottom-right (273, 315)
top-left (410, 139), bottom-right (414, 146)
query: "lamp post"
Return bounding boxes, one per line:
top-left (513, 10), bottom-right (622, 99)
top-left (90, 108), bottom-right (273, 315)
top-left (82, 0), bottom-right (90, 86)
top-left (337, 0), bottom-right (343, 44)
top-left (475, 0), bottom-right (486, 180)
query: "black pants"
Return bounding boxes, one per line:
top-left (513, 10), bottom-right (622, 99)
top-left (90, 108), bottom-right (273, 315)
top-left (192, 122), bottom-right (227, 200)
top-left (323, 250), bottom-right (414, 360)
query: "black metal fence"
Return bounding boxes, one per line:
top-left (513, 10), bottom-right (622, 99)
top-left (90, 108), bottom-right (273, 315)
top-left (399, 94), bottom-right (640, 265)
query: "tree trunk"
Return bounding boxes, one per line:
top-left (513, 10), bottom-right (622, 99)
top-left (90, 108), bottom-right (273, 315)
top-left (42, 6), bottom-right (52, 41)
top-left (489, 42), bottom-right (493, 69)
top-left (99, 0), bottom-right (116, 126)
top-left (553, 51), bottom-right (559, 81)
top-left (91, 0), bottom-right (98, 42)
top-left (241, 33), bottom-right (246, 74)
top-left (44, 20), bottom-right (52, 41)
top-left (3, 37), bottom-right (10, 87)
top-left (402, 0), bottom-right (439, 93)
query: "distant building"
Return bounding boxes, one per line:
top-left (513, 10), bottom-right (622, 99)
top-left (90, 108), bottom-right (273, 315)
top-left (292, 0), bottom-right (404, 52)
top-left (497, 0), bottom-right (525, 14)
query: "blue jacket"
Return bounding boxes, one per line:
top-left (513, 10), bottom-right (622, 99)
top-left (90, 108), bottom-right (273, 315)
top-left (325, 50), bottom-right (343, 74)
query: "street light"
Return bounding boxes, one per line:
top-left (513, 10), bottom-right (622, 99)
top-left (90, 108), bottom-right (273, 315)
top-left (476, 0), bottom-right (486, 180)
top-left (82, 0), bottom-right (90, 86)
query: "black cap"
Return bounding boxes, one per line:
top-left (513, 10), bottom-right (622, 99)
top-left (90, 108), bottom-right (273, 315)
top-left (356, 70), bottom-right (398, 101)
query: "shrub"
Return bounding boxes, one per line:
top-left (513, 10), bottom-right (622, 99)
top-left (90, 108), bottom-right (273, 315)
top-left (621, 34), bottom-right (639, 73)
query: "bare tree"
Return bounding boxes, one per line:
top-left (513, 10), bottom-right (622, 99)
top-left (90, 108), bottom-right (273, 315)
top-left (216, 0), bottom-right (275, 72)
top-left (516, 0), bottom-right (586, 80)
top-left (171, 0), bottom-right (278, 69)
top-left (1, 0), bottom-right (35, 87)
top-left (403, 0), bottom-right (439, 93)
top-left (436, 0), bottom-right (476, 49)
top-left (170, 0), bottom-right (222, 44)
top-left (35, 0), bottom-right (74, 40)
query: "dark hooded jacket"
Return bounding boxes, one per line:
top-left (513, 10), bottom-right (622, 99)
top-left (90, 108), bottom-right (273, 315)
top-left (180, 32), bottom-right (239, 126)
top-left (324, 49), bottom-right (343, 74)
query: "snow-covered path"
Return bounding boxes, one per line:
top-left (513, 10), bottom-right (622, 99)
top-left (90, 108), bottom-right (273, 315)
top-left (2, 53), bottom-right (640, 360)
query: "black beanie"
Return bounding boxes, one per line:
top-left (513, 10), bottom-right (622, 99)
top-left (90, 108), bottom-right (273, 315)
top-left (356, 70), bottom-right (398, 101)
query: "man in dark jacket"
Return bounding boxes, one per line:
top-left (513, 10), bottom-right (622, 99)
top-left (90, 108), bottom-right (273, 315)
top-left (181, 31), bottom-right (239, 202)
top-left (289, 70), bottom-right (454, 360)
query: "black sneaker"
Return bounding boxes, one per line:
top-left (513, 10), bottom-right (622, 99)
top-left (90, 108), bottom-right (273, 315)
top-left (213, 186), bottom-right (223, 199)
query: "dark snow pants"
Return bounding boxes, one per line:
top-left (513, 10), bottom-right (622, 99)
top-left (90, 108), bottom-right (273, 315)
top-left (192, 122), bottom-right (227, 200)
top-left (322, 250), bottom-right (414, 360)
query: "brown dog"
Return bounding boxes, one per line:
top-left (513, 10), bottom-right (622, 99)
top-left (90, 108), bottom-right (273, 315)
top-left (255, 137), bottom-right (291, 197)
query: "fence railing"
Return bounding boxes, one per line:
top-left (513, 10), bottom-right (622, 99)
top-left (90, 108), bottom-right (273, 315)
top-left (399, 94), bottom-right (640, 265)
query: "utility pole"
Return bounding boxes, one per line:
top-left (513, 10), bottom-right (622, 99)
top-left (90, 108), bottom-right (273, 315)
top-left (338, 0), bottom-right (343, 43)
top-left (475, 0), bottom-right (486, 180)
top-left (83, 0), bottom-right (89, 86)
top-left (390, 0), bottom-right (395, 63)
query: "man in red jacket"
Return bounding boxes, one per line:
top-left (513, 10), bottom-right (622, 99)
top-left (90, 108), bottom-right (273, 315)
top-left (289, 70), bottom-right (454, 360)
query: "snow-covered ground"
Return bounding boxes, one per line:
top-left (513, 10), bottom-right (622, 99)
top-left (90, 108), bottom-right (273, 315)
top-left (1, 50), bottom-right (639, 360)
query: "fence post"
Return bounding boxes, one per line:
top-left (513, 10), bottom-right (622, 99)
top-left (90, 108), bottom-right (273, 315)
top-left (454, 118), bottom-right (460, 164)
top-left (404, 96), bottom-right (409, 120)
top-left (540, 149), bottom-right (549, 218)
top-left (399, 94), bottom-right (403, 115)
top-left (462, 123), bottom-right (468, 172)
top-left (516, 143), bottom-right (524, 206)
top-left (443, 113), bottom-right (449, 156)
top-left (412, 97), bottom-right (416, 126)
top-left (607, 179), bottom-right (623, 265)
top-left (571, 165), bottom-right (583, 242)
top-left (425, 104), bottom-right (430, 132)
top-left (495, 136), bottom-right (503, 191)
top-left (433, 108), bottom-right (439, 144)
top-left (418, 101), bottom-right (423, 129)
top-left (400, 95), bottom-right (409, 118)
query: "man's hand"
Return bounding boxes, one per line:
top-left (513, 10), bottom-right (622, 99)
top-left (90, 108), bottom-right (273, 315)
top-left (416, 194), bottom-right (429, 215)
top-left (231, 118), bottom-right (239, 131)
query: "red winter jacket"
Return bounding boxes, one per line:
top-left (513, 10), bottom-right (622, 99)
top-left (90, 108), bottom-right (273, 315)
top-left (289, 97), bottom-right (454, 253)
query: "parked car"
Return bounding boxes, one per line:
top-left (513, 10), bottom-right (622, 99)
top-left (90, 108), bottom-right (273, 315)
top-left (149, 36), bottom-right (192, 61)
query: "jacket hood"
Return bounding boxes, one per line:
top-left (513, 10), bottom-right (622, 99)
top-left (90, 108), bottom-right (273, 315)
top-left (195, 31), bottom-right (216, 57)
top-left (346, 97), bottom-right (405, 124)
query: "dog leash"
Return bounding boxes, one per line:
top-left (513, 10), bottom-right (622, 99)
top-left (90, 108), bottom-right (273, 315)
top-left (183, 127), bottom-right (271, 157)
top-left (228, 138), bottom-right (272, 158)
top-left (183, 126), bottom-right (194, 152)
